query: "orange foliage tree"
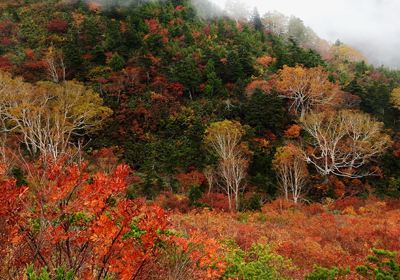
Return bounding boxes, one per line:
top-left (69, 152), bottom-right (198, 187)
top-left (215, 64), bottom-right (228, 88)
top-left (284, 124), bottom-right (301, 139)
top-left (273, 143), bottom-right (309, 203)
top-left (87, 2), bottom-right (101, 12)
top-left (275, 65), bottom-right (341, 121)
top-left (256, 55), bottom-right (276, 67)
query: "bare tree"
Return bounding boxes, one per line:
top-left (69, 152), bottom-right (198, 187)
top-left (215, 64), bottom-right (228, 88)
top-left (203, 165), bottom-right (216, 194)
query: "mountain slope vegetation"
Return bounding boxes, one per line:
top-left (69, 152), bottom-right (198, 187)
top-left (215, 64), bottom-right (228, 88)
top-left (1, 0), bottom-right (400, 278)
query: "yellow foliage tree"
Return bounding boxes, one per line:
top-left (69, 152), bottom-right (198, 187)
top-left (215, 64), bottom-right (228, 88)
top-left (0, 71), bottom-right (112, 159)
top-left (330, 43), bottom-right (367, 63)
top-left (390, 87), bottom-right (400, 111)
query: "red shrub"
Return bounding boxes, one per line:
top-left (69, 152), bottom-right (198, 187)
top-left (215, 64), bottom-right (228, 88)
top-left (154, 191), bottom-right (190, 213)
top-left (203, 26), bottom-right (211, 36)
top-left (46, 19), bottom-right (68, 33)
top-left (0, 38), bottom-right (13, 46)
top-left (200, 192), bottom-right (231, 212)
top-left (333, 196), bottom-right (364, 211)
top-left (132, 196), bottom-right (147, 205)
top-left (0, 56), bottom-right (11, 71)
top-left (384, 198), bottom-right (400, 211)
top-left (175, 167), bottom-right (205, 193)
top-left (235, 224), bottom-right (260, 251)
top-left (0, 21), bottom-right (18, 37)
top-left (302, 202), bottom-right (325, 215)
top-left (262, 199), bottom-right (299, 213)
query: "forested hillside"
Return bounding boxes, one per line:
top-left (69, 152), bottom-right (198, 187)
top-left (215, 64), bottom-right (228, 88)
top-left (1, 0), bottom-right (400, 279)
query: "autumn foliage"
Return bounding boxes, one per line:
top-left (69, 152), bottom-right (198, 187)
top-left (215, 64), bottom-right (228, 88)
top-left (0, 159), bottom-right (226, 279)
top-left (284, 124), bottom-right (301, 138)
top-left (275, 65), bottom-right (341, 120)
top-left (170, 199), bottom-right (400, 279)
top-left (2, 0), bottom-right (400, 278)
top-left (256, 55), bottom-right (275, 67)
top-left (46, 19), bottom-right (68, 33)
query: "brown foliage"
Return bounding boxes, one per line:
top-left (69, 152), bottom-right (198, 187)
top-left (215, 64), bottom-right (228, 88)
top-left (262, 199), bottom-right (300, 213)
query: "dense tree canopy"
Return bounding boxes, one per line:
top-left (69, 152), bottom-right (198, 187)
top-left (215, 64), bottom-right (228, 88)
top-left (0, 0), bottom-right (398, 202)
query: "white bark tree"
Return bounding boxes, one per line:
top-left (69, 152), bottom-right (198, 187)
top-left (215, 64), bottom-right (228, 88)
top-left (203, 165), bottom-right (216, 194)
top-left (298, 110), bottom-right (391, 182)
top-left (275, 65), bottom-right (341, 121)
top-left (0, 72), bottom-right (112, 159)
top-left (43, 52), bottom-right (65, 84)
top-left (261, 10), bottom-right (288, 37)
top-left (217, 147), bottom-right (250, 210)
top-left (203, 120), bottom-right (252, 211)
top-left (273, 144), bottom-right (309, 203)
top-left (224, 0), bottom-right (250, 24)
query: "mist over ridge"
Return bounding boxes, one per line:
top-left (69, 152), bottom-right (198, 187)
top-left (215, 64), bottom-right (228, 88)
top-left (209, 0), bottom-right (400, 69)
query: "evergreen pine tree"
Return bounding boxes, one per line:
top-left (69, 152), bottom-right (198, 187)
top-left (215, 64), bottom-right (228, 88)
top-left (245, 87), bottom-right (284, 133)
top-left (108, 53), bottom-right (125, 72)
top-left (11, 166), bottom-right (28, 188)
top-left (251, 7), bottom-right (263, 31)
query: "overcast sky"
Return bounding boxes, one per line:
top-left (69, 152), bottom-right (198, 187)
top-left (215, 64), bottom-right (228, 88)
top-left (210, 0), bottom-right (400, 68)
